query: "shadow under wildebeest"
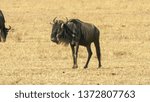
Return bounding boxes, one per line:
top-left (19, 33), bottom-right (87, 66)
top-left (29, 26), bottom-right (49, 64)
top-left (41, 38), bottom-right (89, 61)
top-left (50, 17), bottom-right (101, 69)
top-left (0, 10), bottom-right (11, 42)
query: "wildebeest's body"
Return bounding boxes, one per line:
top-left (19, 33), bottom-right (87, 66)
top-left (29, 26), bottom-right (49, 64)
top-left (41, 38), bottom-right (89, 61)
top-left (0, 10), bottom-right (11, 42)
top-left (66, 19), bottom-right (99, 46)
top-left (51, 18), bottom-right (101, 68)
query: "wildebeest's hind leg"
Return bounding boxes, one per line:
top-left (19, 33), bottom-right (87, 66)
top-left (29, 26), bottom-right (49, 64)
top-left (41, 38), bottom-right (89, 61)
top-left (0, 30), bottom-right (1, 42)
top-left (70, 43), bottom-right (79, 69)
top-left (84, 44), bottom-right (92, 68)
top-left (94, 39), bottom-right (101, 68)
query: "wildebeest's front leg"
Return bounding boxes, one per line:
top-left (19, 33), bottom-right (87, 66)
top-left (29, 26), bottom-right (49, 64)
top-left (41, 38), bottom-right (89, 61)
top-left (70, 42), bottom-right (79, 68)
top-left (84, 44), bottom-right (92, 68)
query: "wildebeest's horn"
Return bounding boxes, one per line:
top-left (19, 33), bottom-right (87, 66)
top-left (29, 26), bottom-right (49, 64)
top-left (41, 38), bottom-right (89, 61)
top-left (53, 17), bottom-right (57, 23)
top-left (8, 25), bottom-right (11, 30)
top-left (65, 17), bottom-right (68, 22)
top-left (6, 25), bottom-right (11, 31)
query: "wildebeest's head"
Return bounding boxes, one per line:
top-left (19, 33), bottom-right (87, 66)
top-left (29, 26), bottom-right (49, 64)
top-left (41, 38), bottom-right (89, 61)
top-left (0, 26), bottom-right (11, 42)
top-left (50, 17), bottom-right (72, 45)
top-left (0, 10), bottom-right (11, 42)
top-left (50, 17), bottom-right (65, 44)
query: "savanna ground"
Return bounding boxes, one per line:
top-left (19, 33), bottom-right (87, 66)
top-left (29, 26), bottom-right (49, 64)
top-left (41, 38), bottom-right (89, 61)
top-left (0, 0), bottom-right (150, 85)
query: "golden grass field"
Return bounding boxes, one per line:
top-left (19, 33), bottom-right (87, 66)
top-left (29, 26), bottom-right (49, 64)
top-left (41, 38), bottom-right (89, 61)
top-left (0, 0), bottom-right (150, 84)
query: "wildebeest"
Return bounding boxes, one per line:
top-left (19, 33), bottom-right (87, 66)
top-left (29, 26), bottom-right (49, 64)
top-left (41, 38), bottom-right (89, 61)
top-left (51, 17), bottom-right (101, 68)
top-left (0, 10), bottom-right (11, 42)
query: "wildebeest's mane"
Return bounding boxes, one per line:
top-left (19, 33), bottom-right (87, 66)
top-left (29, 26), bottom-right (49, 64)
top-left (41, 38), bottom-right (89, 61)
top-left (68, 19), bottom-right (82, 24)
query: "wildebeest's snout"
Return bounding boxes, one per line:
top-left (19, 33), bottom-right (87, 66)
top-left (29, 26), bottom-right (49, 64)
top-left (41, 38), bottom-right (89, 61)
top-left (51, 37), bottom-right (56, 42)
top-left (51, 37), bottom-right (59, 44)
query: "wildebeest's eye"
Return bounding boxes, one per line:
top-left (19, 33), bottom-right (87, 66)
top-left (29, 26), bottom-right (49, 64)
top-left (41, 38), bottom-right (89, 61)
top-left (52, 30), bottom-right (57, 35)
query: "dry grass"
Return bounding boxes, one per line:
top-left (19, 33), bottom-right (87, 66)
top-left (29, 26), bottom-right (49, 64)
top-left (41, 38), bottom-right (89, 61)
top-left (0, 0), bottom-right (150, 84)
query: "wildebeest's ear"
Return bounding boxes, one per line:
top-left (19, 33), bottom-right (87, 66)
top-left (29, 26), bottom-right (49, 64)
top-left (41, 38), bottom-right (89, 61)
top-left (53, 17), bottom-right (57, 23)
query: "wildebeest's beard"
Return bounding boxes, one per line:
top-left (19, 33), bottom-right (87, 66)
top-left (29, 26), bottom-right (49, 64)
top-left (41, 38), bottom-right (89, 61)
top-left (58, 25), bottom-right (74, 46)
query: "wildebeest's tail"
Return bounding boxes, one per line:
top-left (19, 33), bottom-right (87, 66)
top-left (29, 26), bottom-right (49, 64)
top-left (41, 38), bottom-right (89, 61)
top-left (94, 28), bottom-right (101, 68)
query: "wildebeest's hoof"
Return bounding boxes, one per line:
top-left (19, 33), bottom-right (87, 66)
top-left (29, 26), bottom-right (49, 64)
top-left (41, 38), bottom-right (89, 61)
top-left (98, 65), bottom-right (102, 68)
top-left (84, 65), bottom-right (88, 69)
top-left (72, 65), bottom-right (78, 69)
top-left (3, 39), bottom-right (6, 42)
